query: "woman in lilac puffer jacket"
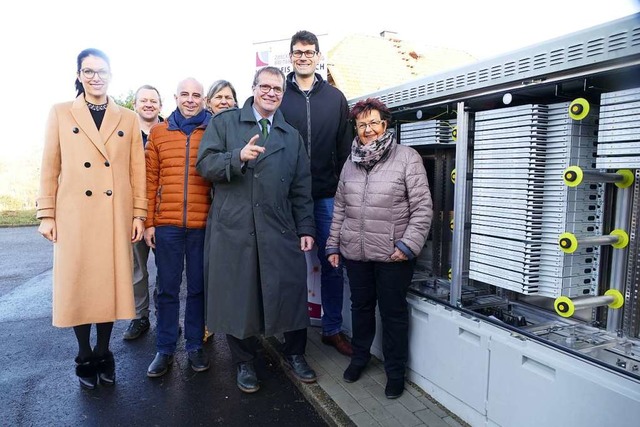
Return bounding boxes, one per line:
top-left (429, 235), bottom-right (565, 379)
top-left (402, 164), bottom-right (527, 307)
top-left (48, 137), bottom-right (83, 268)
top-left (326, 97), bottom-right (433, 399)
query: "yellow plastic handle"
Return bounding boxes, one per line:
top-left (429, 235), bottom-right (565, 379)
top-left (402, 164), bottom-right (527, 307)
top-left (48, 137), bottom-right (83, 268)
top-left (568, 98), bottom-right (590, 120)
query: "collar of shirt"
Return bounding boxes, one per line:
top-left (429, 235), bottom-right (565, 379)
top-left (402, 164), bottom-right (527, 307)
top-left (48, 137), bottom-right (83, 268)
top-left (292, 75), bottom-right (317, 92)
top-left (252, 106), bottom-right (274, 130)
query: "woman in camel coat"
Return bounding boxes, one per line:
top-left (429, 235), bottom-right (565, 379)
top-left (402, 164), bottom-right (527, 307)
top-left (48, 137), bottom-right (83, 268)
top-left (36, 48), bottom-right (147, 390)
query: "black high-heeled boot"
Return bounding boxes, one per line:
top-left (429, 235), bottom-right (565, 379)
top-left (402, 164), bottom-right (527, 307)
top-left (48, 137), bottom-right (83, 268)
top-left (94, 351), bottom-right (115, 386)
top-left (75, 356), bottom-right (97, 390)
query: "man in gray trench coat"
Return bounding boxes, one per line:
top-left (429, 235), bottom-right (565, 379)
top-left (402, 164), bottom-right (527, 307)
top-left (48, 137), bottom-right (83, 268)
top-left (196, 66), bottom-right (317, 393)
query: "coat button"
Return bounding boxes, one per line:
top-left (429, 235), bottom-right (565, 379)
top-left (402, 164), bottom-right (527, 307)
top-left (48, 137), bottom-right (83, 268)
top-left (73, 127), bottom-right (79, 134)
top-left (85, 190), bottom-right (92, 196)
top-left (105, 190), bottom-right (113, 196)
top-left (250, 232), bottom-right (255, 236)
top-left (255, 203), bottom-right (260, 207)
top-left (104, 161), bottom-right (110, 167)
top-left (118, 131), bottom-right (124, 137)
top-left (254, 173), bottom-right (259, 178)
top-left (84, 162), bottom-right (91, 168)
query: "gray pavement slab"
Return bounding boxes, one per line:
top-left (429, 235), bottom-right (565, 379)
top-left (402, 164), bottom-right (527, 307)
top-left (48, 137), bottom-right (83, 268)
top-left (265, 328), bottom-right (470, 427)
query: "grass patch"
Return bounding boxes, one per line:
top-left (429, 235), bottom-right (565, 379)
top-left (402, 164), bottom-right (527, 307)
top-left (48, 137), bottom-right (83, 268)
top-left (0, 209), bottom-right (38, 227)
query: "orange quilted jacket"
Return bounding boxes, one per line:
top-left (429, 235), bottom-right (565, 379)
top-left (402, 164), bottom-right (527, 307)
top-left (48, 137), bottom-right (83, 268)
top-left (145, 120), bottom-right (211, 229)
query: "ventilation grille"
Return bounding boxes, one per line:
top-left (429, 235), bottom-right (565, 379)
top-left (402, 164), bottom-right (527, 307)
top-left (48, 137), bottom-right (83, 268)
top-left (352, 16), bottom-right (640, 108)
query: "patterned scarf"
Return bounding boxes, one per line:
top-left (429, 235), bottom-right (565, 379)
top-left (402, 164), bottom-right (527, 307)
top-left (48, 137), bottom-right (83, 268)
top-left (351, 130), bottom-right (395, 170)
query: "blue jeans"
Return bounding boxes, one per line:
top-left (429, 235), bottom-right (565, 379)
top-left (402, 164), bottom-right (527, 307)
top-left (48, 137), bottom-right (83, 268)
top-left (314, 197), bottom-right (345, 336)
top-left (154, 226), bottom-right (205, 354)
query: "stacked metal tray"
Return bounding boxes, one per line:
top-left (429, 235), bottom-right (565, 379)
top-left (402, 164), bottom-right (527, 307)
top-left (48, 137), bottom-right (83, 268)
top-left (399, 119), bottom-right (457, 146)
top-left (469, 103), bottom-right (603, 298)
top-left (597, 88), bottom-right (640, 169)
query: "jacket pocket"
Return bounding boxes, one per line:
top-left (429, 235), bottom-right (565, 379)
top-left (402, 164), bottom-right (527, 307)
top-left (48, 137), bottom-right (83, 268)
top-left (388, 223), bottom-right (396, 258)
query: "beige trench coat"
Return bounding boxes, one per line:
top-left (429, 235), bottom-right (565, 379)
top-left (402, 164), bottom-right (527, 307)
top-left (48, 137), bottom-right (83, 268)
top-left (36, 96), bottom-right (147, 327)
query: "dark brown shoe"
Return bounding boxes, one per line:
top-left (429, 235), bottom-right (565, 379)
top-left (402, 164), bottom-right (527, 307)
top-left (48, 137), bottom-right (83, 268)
top-left (321, 332), bottom-right (353, 357)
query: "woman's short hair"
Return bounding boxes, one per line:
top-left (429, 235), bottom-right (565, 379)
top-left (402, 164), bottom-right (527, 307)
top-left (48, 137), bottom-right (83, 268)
top-left (349, 98), bottom-right (392, 122)
top-left (206, 80), bottom-right (238, 104)
top-left (75, 48), bottom-right (110, 97)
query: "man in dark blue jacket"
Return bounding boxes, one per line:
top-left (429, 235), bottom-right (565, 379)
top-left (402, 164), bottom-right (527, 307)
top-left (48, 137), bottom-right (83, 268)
top-left (280, 30), bottom-right (354, 357)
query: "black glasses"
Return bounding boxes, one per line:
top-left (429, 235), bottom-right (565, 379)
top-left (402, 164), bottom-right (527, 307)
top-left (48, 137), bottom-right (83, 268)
top-left (291, 50), bottom-right (317, 59)
top-left (80, 68), bottom-right (110, 80)
top-left (256, 84), bottom-right (283, 96)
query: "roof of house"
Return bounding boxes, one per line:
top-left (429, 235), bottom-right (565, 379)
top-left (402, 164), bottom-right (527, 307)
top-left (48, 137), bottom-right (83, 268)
top-left (327, 32), bottom-right (476, 100)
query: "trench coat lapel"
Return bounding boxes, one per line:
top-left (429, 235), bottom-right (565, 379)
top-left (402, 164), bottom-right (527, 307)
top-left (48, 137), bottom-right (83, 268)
top-left (70, 95), bottom-right (113, 160)
top-left (256, 132), bottom-right (284, 164)
top-left (100, 97), bottom-right (121, 148)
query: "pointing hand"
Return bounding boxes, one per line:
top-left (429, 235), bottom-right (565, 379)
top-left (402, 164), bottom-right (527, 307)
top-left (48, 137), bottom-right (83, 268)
top-left (240, 134), bottom-right (266, 162)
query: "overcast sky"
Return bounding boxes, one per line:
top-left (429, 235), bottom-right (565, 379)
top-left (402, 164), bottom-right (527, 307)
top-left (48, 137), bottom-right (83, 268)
top-left (0, 0), bottom-right (638, 160)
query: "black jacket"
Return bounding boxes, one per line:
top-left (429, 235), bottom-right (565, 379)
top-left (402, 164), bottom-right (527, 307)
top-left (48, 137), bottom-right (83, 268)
top-left (280, 72), bottom-right (353, 200)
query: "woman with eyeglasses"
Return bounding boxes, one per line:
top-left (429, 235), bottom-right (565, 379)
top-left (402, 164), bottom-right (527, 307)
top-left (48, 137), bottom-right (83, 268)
top-left (325, 98), bottom-right (433, 399)
top-left (205, 80), bottom-right (238, 114)
top-left (36, 48), bottom-right (146, 390)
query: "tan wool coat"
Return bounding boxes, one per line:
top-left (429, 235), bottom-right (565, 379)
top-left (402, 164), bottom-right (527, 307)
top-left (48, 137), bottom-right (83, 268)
top-left (36, 96), bottom-right (147, 327)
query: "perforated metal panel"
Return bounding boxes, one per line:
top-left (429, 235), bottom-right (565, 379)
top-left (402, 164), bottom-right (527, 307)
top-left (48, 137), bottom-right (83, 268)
top-left (468, 103), bottom-right (603, 298)
top-left (597, 88), bottom-right (640, 169)
top-left (399, 120), bottom-right (457, 145)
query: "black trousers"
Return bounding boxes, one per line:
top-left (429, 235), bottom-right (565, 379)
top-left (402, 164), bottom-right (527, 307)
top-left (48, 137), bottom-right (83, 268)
top-left (343, 258), bottom-right (415, 380)
top-left (226, 328), bottom-right (307, 364)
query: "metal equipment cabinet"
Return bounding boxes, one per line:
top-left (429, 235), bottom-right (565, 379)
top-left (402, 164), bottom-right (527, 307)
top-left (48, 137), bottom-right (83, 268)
top-left (349, 13), bottom-right (640, 427)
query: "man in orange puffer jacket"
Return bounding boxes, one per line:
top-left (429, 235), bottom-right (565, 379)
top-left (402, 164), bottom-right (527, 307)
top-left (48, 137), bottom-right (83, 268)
top-left (143, 77), bottom-right (212, 378)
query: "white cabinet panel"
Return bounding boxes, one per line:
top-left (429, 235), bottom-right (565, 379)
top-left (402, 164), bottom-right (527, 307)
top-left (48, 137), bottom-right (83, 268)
top-left (407, 298), bottom-right (490, 413)
top-left (487, 333), bottom-right (640, 427)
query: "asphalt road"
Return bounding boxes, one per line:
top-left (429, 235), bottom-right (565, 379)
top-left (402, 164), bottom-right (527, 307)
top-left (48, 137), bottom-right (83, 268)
top-left (0, 226), bottom-right (327, 426)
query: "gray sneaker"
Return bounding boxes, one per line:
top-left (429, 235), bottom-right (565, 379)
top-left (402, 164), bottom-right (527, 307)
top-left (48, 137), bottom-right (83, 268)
top-left (123, 317), bottom-right (150, 340)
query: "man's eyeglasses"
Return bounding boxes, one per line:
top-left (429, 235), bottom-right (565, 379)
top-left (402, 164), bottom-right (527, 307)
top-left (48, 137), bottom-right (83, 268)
top-left (356, 120), bottom-right (384, 131)
top-left (80, 68), bottom-right (110, 80)
top-left (256, 84), bottom-right (283, 96)
top-left (291, 50), bottom-right (317, 59)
